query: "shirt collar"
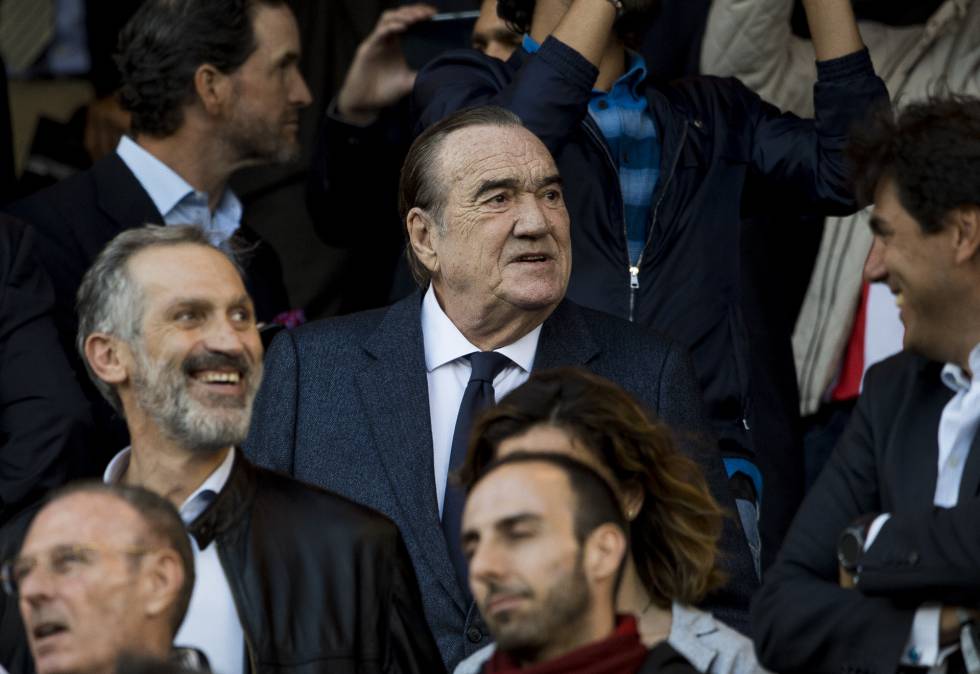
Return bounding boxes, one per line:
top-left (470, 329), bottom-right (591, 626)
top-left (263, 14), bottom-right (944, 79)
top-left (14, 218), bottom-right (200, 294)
top-left (420, 285), bottom-right (541, 374)
top-left (521, 34), bottom-right (647, 98)
top-left (103, 446), bottom-right (237, 518)
top-left (116, 135), bottom-right (196, 217)
top-left (940, 343), bottom-right (980, 393)
top-left (115, 136), bottom-right (242, 235)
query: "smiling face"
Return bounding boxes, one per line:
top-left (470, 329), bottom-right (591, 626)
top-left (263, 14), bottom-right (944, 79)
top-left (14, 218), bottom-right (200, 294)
top-left (122, 244), bottom-right (263, 453)
top-left (222, 4), bottom-right (312, 164)
top-left (462, 462), bottom-right (594, 663)
top-left (18, 493), bottom-right (152, 674)
top-left (864, 178), bottom-right (960, 362)
top-left (422, 124), bottom-right (571, 332)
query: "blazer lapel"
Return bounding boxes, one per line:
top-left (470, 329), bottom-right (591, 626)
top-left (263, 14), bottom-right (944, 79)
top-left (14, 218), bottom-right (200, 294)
top-left (94, 153), bottom-right (164, 237)
top-left (533, 301), bottom-right (600, 371)
top-left (354, 293), bottom-right (468, 612)
top-left (894, 361), bottom-right (949, 511)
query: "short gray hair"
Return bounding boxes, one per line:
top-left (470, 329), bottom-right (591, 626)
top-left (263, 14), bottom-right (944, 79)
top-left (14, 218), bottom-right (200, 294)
top-left (399, 106), bottom-right (525, 286)
top-left (76, 225), bottom-right (244, 413)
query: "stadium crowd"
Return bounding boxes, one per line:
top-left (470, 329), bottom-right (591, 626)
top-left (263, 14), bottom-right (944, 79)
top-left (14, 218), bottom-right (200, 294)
top-left (0, 0), bottom-right (977, 672)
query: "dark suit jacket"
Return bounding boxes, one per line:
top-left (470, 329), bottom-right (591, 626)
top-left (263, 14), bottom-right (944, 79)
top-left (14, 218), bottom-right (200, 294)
top-left (4, 152), bottom-right (289, 470)
top-left (0, 216), bottom-right (92, 522)
top-left (245, 291), bottom-right (758, 670)
top-left (752, 350), bottom-right (980, 674)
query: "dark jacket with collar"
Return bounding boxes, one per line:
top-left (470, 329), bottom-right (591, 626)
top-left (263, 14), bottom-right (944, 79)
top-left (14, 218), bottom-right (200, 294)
top-left (0, 453), bottom-right (442, 674)
top-left (411, 37), bottom-right (890, 552)
top-left (752, 350), bottom-right (980, 673)
top-left (186, 452), bottom-right (444, 674)
top-left (245, 291), bottom-right (759, 670)
top-left (3, 153), bottom-right (289, 471)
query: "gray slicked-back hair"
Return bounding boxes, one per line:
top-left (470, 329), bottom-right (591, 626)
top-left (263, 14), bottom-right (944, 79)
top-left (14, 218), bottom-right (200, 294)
top-left (76, 225), bottom-right (244, 413)
top-left (399, 105), bottom-right (525, 286)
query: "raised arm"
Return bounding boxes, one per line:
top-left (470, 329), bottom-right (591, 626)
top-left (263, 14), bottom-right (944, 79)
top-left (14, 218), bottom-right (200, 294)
top-left (412, 0), bottom-right (617, 152)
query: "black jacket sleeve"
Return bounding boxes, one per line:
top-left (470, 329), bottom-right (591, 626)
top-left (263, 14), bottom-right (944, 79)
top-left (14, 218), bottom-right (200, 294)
top-left (857, 499), bottom-right (980, 606)
top-left (750, 364), bottom-right (915, 674)
top-left (0, 217), bottom-right (92, 522)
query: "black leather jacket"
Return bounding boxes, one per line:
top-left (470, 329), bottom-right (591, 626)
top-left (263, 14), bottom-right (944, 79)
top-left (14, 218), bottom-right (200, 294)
top-left (185, 454), bottom-right (445, 674)
top-left (0, 454), bottom-right (445, 674)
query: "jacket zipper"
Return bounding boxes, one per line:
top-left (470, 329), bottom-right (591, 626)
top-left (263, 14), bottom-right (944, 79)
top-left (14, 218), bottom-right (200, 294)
top-left (585, 117), bottom-right (690, 322)
top-left (217, 545), bottom-right (259, 674)
top-left (631, 121), bottom-right (688, 320)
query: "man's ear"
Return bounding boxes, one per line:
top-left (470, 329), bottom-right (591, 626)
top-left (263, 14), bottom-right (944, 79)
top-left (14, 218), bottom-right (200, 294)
top-left (583, 523), bottom-right (628, 585)
top-left (406, 207), bottom-right (440, 277)
top-left (84, 333), bottom-right (130, 386)
top-left (193, 63), bottom-right (232, 116)
top-left (139, 548), bottom-right (185, 624)
top-left (951, 206), bottom-right (980, 265)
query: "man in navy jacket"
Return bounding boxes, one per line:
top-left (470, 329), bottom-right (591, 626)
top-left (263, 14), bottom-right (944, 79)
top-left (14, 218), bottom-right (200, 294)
top-left (412, 0), bottom-right (889, 562)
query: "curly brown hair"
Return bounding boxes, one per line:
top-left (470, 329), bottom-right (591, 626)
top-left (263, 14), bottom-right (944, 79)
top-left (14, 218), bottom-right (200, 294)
top-left (459, 367), bottom-right (725, 607)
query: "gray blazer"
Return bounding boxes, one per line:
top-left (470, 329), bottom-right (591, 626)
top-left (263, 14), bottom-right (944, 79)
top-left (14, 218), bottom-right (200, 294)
top-left (245, 292), bottom-right (757, 670)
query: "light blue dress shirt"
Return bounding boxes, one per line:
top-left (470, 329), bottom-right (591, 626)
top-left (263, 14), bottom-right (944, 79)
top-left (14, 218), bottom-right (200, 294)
top-left (115, 136), bottom-right (242, 246)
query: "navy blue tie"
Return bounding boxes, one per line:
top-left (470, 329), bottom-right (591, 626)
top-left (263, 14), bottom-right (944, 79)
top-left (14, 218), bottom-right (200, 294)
top-left (442, 351), bottom-right (512, 592)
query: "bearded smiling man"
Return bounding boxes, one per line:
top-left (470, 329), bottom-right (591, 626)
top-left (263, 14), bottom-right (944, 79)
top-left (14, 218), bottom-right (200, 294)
top-left (4, 0), bottom-right (309, 473)
top-left (70, 226), bottom-right (444, 674)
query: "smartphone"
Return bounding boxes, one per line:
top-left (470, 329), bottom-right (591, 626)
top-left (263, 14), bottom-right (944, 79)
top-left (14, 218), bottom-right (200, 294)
top-left (402, 10), bottom-right (480, 70)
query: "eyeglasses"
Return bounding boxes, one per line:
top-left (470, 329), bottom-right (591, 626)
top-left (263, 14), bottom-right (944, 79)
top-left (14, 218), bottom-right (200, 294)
top-left (1, 543), bottom-right (153, 597)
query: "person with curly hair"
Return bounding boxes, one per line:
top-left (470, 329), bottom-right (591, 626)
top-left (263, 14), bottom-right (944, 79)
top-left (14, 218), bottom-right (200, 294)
top-left (753, 96), bottom-right (980, 674)
top-left (454, 367), bottom-right (768, 674)
top-left (412, 0), bottom-right (889, 575)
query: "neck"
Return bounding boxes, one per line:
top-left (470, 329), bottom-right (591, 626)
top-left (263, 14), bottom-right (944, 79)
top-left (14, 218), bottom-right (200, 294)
top-left (120, 412), bottom-right (230, 509)
top-left (434, 286), bottom-right (553, 351)
top-left (134, 124), bottom-right (233, 212)
top-left (616, 557), bottom-right (673, 645)
top-left (954, 336), bottom-right (980, 377)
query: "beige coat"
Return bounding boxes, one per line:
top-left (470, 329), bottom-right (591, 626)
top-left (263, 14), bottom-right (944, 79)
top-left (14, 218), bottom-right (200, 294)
top-left (700, 0), bottom-right (980, 414)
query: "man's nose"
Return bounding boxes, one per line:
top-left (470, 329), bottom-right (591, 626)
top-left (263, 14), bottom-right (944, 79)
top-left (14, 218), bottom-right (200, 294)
top-left (18, 565), bottom-right (54, 605)
top-left (863, 237), bottom-right (887, 283)
top-left (512, 195), bottom-right (549, 237)
top-left (204, 318), bottom-right (248, 354)
top-left (291, 71), bottom-right (313, 108)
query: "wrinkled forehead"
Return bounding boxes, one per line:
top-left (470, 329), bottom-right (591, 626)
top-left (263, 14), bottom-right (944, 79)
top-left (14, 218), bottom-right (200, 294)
top-left (22, 493), bottom-right (143, 555)
top-left (439, 124), bottom-right (559, 193)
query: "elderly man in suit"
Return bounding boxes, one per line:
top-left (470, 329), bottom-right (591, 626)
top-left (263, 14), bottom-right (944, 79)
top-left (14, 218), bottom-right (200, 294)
top-left (752, 97), bottom-right (980, 674)
top-left (247, 105), bottom-right (757, 670)
top-left (4, 0), bottom-right (311, 468)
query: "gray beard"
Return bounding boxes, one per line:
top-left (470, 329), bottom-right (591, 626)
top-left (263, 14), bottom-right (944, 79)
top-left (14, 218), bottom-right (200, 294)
top-left (132, 348), bottom-right (261, 455)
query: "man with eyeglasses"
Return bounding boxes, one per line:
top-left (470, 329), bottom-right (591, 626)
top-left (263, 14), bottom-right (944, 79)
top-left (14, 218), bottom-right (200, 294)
top-left (3, 483), bottom-right (204, 674)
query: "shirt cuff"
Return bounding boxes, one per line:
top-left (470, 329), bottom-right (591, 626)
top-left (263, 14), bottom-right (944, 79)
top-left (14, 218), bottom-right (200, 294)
top-left (901, 605), bottom-right (943, 666)
top-left (815, 47), bottom-right (873, 81)
top-left (863, 513), bottom-right (891, 551)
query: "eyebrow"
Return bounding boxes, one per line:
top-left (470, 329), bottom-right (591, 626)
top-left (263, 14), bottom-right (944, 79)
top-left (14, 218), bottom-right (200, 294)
top-left (164, 294), bottom-right (252, 311)
top-left (869, 214), bottom-right (888, 236)
top-left (460, 511), bottom-right (542, 547)
top-left (472, 174), bottom-right (564, 202)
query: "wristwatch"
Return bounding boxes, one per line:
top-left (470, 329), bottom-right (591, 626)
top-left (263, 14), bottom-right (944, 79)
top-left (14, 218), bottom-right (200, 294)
top-left (837, 513), bottom-right (880, 574)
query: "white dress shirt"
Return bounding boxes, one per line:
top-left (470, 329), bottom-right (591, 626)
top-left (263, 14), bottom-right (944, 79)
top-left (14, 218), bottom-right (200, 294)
top-left (104, 447), bottom-right (245, 674)
top-left (420, 286), bottom-right (542, 515)
top-left (115, 135), bottom-right (242, 246)
top-left (865, 343), bottom-right (980, 670)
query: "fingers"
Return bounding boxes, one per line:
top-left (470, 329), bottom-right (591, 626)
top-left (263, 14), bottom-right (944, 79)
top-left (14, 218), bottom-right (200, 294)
top-left (372, 4), bottom-right (438, 40)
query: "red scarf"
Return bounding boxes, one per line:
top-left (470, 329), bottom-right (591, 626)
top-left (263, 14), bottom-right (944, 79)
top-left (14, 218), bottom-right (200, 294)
top-left (483, 615), bottom-right (648, 674)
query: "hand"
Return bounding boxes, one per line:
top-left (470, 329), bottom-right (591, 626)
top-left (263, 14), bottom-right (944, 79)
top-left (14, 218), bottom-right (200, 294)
top-left (336, 4), bottom-right (437, 126)
top-left (84, 94), bottom-right (131, 162)
top-left (940, 607), bottom-right (980, 646)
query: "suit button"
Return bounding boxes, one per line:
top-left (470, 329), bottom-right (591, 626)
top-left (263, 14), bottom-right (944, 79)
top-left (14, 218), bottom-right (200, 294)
top-left (467, 626), bottom-right (483, 643)
top-left (908, 551), bottom-right (920, 565)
